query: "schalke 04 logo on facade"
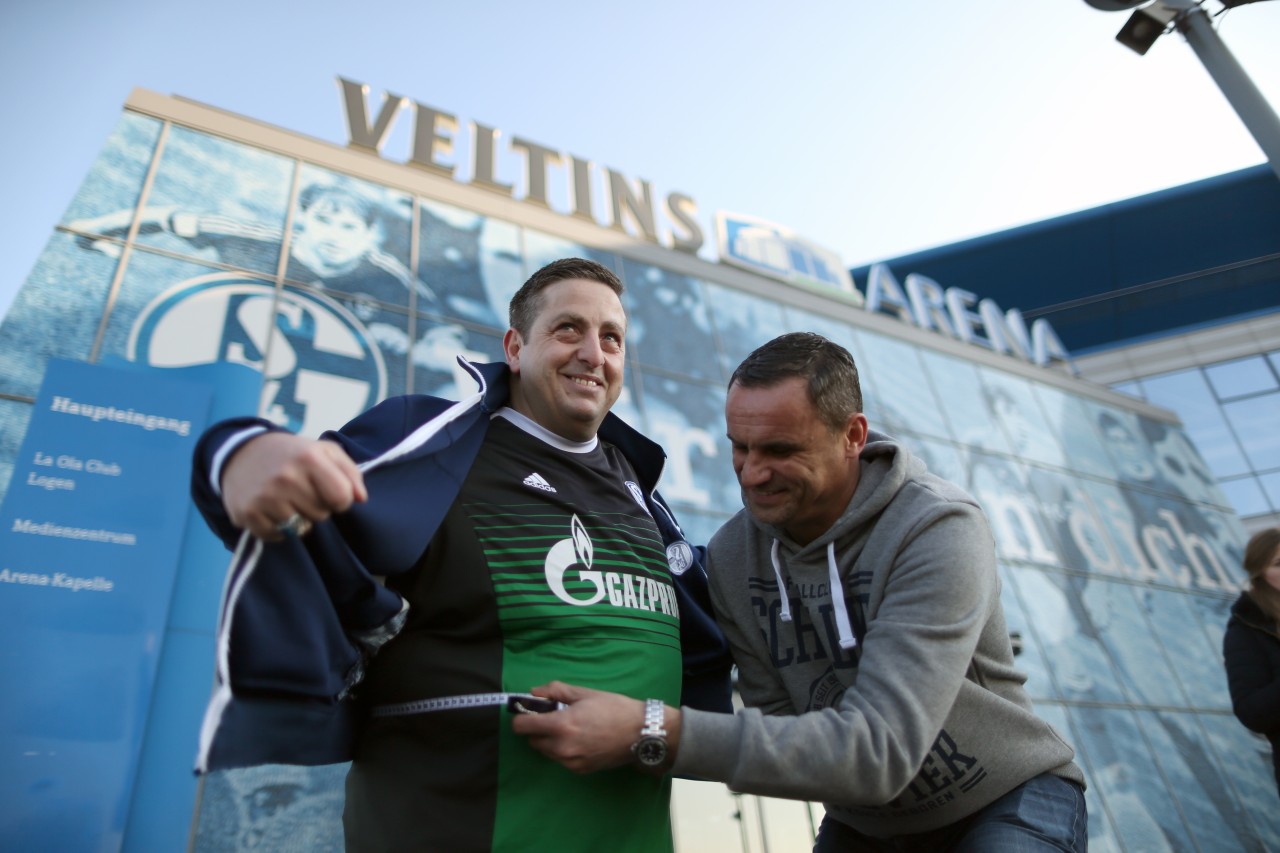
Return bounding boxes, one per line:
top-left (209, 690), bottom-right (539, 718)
top-left (127, 275), bottom-right (387, 435)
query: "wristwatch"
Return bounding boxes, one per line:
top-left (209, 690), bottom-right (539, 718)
top-left (631, 698), bottom-right (671, 773)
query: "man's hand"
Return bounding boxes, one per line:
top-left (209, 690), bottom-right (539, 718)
top-left (511, 681), bottom-right (680, 774)
top-left (220, 432), bottom-right (367, 541)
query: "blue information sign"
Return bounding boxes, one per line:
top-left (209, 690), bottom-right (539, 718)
top-left (0, 360), bottom-right (214, 851)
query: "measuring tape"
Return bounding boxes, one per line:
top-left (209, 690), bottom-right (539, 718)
top-left (371, 692), bottom-right (564, 718)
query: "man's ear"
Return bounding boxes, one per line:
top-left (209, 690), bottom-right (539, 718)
top-left (502, 328), bottom-right (522, 372)
top-left (846, 413), bottom-right (870, 458)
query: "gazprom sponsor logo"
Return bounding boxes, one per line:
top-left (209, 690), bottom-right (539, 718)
top-left (544, 515), bottom-right (678, 616)
top-left (127, 275), bottom-right (386, 436)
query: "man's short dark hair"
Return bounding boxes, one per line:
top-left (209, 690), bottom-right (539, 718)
top-left (729, 332), bottom-right (862, 433)
top-left (509, 258), bottom-right (624, 337)
top-left (298, 183), bottom-right (378, 225)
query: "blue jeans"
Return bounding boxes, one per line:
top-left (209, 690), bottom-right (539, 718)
top-left (813, 773), bottom-right (1087, 852)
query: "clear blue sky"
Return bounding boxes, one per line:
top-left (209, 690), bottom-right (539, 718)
top-left (2, 0), bottom-right (1278, 320)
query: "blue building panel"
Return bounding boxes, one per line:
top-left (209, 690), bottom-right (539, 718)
top-left (853, 165), bottom-right (1280, 352)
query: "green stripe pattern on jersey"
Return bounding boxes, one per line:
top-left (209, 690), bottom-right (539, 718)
top-left (475, 503), bottom-right (681, 853)
top-left (473, 413), bottom-right (685, 850)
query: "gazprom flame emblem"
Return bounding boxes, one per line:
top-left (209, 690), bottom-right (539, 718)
top-left (545, 515), bottom-right (605, 606)
top-left (127, 275), bottom-right (386, 436)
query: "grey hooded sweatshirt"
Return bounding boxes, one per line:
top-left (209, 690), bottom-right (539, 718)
top-left (674, 431), bottom-right (1083, 838)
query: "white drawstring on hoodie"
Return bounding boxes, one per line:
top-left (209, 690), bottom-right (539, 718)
top-left (769, 539), bottom-right (858, 650)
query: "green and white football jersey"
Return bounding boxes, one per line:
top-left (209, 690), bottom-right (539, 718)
top-left (347, 416), bottom-right (682, 852)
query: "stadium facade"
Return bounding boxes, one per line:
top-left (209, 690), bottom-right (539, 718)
top-left (0, 84), bottom-right (1273, 852)
top-left (855, 165), bottom-right (1280, 538)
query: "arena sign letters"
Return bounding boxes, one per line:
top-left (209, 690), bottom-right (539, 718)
top-left (861, 262), bottom-right (1074, 371)
top-left (341, 79), bottom-right (1071, 372)
top-left (339, 78), bottom-right (705, 255)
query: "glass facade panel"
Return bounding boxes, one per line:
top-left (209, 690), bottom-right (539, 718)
top-left (1121, 356), bottom-right (1280, 528)
top-left (918, 350), bottom-right (1012, 455)
top-left (96, 253), bottom-right (265, 367)
top-left (965, 452), bottom-right (1061, 568)
top-left (618, 258), bottom-right (718, 381)
top-left (1146, 421), bottom-right (1232, 509)
top-left (1083, 580), bottom-right (1187, 707)
top-left (520, 229), bottom-right (616, 276)
top-left (60, 112), bottom-right (161, 235)
top-left (1204, 355), bottom-right (1278, 400)
top-left (1260, 470), bottom-right (1280, 513)
top-left (1031, 383), bottom-right (1116, 478)
top-left (417, 198), bottom-right (523, 330)
top-left (1137, 710), bottom-right (1259, 852)
top-left (906, 435), bottom-right (969, 494)
top-left (702, 281), bottom-right (791, 381)
top-left (287, 165), bottom-right (418, 314)
top-left (1090, 403), bottom-right (1163, 487)
top-left (996, 564), bottom-right (1056, 701)
top-left (1134, 418), bottom-right (1212, 506)
top-left (1139, 587), bottom-right (1231, 711)
top-left (1121, 488), bottom-right (1242, 593)
top-left (0, 398), bottom-right (32, 496)
top-left (1028, 471), bottom-right (1132, 578)
top-left (1198, 713), bottom-right (1280, 841)
top-left (1221, 475), bottom-right (1272, 517)
top-left (136, 125), bottom-right (294, 276)
top-left (409, 319), bottom-right (503, 400)
top-left (336, 300), bottom-right (410, 401)
top-left (1088, 402), bottom-right (1230, 510)
top-left (1222, 393), bottom-right (1280, 471)
top-left (1069, 706), bottom-right (1194, 852)
top-left (1187, 593), bottom-right (1234, 661)
top-left (635, 374), bottom-right (736, 515)
top-left (1139, 369), bottom-right (1250, 480)
top-left (977, 368), bottom-right (1066, 470)
top-left (855, 331), bottom-right (949, 440)
top-left (194, 764), bottom-right (347, 852)
top-left (780, 308), bottom-right (860, 359)
top-left (0, 233), bottom-right (120, 398)
top-left (1111, 379), bottom-right (1143, 400)
top-left (1006, 566), bottom-right (1127, 703)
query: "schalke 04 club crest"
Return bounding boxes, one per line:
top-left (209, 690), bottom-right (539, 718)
top-left (128, 275), bottom-right (387, 435)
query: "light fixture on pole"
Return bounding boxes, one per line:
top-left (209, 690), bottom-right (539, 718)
top-left (1083, 0), bottom-right (1280, 182)
top-left (1114, 3), bottom-right (1178, 54)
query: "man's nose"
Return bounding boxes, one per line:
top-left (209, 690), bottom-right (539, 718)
top-left (577, 335), bottom-right (605, 367)
top-left (736, 453), bottom-right (770, 487)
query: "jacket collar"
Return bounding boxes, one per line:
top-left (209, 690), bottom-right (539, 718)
top-left (1232, 590), bottom-right (1279, 634)
top-left (467, 359), bottom-right (512, 413)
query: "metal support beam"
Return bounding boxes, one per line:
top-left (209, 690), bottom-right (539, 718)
top-left (1175, 4), bottom-right (1280, 182)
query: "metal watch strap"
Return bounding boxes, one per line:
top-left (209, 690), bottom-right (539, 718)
top-left (632, 698), bottom-right (671, 774)
top-left (641, 698), bottom-right (666, 737)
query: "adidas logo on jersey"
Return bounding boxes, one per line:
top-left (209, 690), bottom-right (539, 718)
top-left (523, 472), bottom-right (557, 493)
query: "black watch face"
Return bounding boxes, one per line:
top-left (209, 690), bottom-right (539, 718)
top-left (636, 736), bottom-right (668, 766)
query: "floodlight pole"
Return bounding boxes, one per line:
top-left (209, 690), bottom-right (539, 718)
top-left (1174, 3), bottom-right (1280, 181)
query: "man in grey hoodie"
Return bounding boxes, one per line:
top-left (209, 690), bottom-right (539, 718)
top-left (514, 332), bottom-right (1088, 851)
